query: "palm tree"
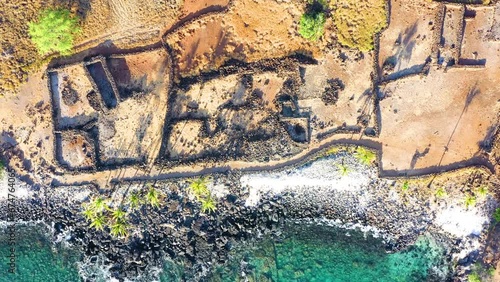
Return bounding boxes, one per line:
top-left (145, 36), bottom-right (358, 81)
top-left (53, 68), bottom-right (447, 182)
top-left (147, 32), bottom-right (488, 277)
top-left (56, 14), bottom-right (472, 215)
top-left (110, 219), bottom-right (129, 238)
top-left (200, 196), bottom-right (217, 214)
top-left (435, 187), bottom-right (448, 198)
top-left (401, 181), bottom-right (410, 192)
top-left (111, 207), bottom-right (127, 222)
top-left (127, 191), bottom-right (141, 211)
top-left (337, 163), bottom-right (351, 176)
top-left (90, 197), bottom-right (109, 213)
top-left (81, 203), bottom-right (96, 222)
top-left (188, 177), bottom-right (210, 199)
top-left (89, 213), bottom-right (107, 231)
top-left (464, 194), bottom-right (477, 209)
top-left (146, 186), bottom-right (161, 209)
top-left (476, 186), bottom-right (489, 198)
top-left (354, 147), bottom-right (376, 166)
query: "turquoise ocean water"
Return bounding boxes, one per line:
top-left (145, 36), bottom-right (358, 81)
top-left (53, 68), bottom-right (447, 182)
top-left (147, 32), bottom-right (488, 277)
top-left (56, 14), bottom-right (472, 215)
top-left (0, 223), bottom-right (450, 282)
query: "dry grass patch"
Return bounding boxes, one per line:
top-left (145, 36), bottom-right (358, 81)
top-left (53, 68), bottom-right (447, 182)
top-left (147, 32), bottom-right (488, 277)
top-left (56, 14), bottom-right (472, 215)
top-left (330, 0), bottom-right (387, 51)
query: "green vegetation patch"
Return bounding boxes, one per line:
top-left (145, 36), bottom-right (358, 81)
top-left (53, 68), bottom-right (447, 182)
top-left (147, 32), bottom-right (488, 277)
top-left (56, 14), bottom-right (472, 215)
top-left (81, 185), bottom-right (164, 239)
top-left (464, 194), bottom-right (477, 209)
top-left (435, 187), bottom-right (448, 198)
top-left (494, 208), bottom-right (500, 222)
top-left (330, 0), bottom-right (387, 51)
top-left (28, 8), bottom-right (81, 55)
top-left (299, 1), bottom-right (328, 41)
top-left (299, 12), bottom-right (326, 41)
top-left (188, 177), bottom-right (217, 214)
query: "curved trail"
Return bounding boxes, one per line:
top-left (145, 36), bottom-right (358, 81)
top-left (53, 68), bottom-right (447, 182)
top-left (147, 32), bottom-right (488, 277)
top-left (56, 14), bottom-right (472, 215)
top-left (53, 131), bottom-right (494, 188)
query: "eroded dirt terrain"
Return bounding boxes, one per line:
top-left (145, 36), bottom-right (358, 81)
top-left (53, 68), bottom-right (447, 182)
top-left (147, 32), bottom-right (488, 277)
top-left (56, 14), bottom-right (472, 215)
top-left (0, 0), bottom-right (499, 192)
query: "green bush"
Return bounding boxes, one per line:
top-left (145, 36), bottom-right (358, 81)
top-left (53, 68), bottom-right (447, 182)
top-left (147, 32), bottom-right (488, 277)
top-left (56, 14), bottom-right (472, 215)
top-left (468, 272), bottom-right (481, 282)
top-left (188, 177), bottom-right (211, 200)
top-left (336, 163), bottom-right (350, 176)
top-left (201, 196), bottom-right (217, 214)
top-left (299, 11), bottom-right (326, 41)
top-left (28, 8), bottom-right (81, 55)
top-left (0, 159), bottom-right (4, 177)
top-left (127, 191), bottom-right (141, 211)
top-left (493, 208), bottom-right (500, 222)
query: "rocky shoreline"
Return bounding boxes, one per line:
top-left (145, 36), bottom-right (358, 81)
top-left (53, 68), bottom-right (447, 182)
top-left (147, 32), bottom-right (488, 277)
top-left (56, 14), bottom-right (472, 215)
top-left (0, 150), bottom-right (498, 281)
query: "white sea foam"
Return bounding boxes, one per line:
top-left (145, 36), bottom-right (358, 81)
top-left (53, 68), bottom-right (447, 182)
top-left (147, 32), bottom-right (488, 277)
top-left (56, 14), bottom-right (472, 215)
top-left (292, 217), bottom-right (390, 241)
top-left (435, 204), bottom-right (489, 238)
top-left (0, 174), bottom-right (33, 200)
top-left (242, 155), bottom-right (374, 206)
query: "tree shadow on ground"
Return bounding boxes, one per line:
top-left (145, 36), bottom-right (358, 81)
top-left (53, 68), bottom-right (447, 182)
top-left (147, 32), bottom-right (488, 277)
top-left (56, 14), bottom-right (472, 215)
top-left (52, 0), bottom-right (91, 20)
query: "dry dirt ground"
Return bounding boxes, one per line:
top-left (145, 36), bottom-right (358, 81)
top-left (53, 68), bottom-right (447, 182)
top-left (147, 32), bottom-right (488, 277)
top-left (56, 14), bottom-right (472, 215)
top-left (0, 0), bottom-right (182, 95)
top-left (1, 0), bottom-right (500, 187)
top-left (164, 0), bottom-right (334, 78)
top-left (378, 3), bottom-right (500, 174)
top-left (378, 0), bottom-right (437, 77)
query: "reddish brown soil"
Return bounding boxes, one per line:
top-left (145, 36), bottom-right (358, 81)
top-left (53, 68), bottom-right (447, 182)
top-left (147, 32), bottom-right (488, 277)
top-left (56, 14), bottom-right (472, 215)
top-left (165, 0), bottom-right (332, 77)
top-left (180, 0), bottom-right (230, 18)
top-left (1, 0), bottom-right (500, 193)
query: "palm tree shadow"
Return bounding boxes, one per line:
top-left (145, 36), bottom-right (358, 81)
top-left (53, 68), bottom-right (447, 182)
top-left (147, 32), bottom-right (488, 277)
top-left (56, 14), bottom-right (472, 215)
top-left (427, 82), bottom-right (481, 187)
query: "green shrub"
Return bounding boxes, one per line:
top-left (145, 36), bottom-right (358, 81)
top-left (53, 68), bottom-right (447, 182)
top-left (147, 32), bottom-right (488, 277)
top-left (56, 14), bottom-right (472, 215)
top-left (110, 219), bottom-right (129, 238)
top-left (493, 208), bottom-right (500, 222)
top-left (468, 272), bottom-right (481, 282)
top-left (188, 177), bottom-right (210, 200)
top-left (28, 8), bottom-right (81, 55)
top-left (111, 207), bottom-right (127, 222)
top-left (87, 197), bottom-right (109, 213)
top-left (89, 213), bottom-right (107, 232)
top-left (81, 204), bottom-right (96, 222)
top-left (0, 159), bottom-right (4, 177)
top-left (188, 177), bottom-right (217, 214)
top-left (354, 147), bottom-right (376, 165)
top-left (299, 11), bottom-right (326, 41)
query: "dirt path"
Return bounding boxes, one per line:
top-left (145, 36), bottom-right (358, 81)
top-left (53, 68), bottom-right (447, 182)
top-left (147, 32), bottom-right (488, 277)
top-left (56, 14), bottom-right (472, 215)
top-left (53, 128), bottom-right (495, 188)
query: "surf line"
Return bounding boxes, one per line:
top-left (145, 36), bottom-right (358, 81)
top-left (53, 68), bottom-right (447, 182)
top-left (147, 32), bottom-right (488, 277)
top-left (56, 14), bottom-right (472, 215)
top-left (5, 168), bottom-right (17, 274)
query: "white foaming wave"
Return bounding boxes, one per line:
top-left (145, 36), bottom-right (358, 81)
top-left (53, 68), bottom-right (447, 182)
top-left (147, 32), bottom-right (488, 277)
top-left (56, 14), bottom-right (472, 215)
top-left (242, 156), bottom-right (374, 207)
top-left (435, 204), bottom-right (489, 238)
top-left (0, 220), bottom-right (48, 229)
top-left (77, 253), bottom-right (167, 282)
top-left (291, 217), bottom-right (391, 241)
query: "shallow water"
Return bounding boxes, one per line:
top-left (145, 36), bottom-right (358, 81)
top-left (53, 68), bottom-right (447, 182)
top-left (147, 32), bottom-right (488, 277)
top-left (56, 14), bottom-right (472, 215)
top-left (0, 223), bottom-right (450, 282)
top-left (0, 223), bottom-right (81, 282)
top-left (209, 223), bottom-right (450, 282)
